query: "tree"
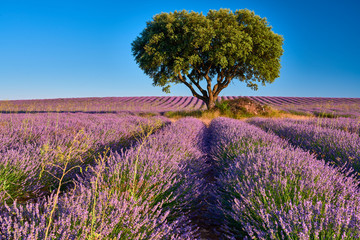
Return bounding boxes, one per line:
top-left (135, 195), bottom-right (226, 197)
top-left (131, 9), bottom-right (284, 110)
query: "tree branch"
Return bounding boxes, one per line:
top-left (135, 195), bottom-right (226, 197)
top-left (214, 77), bottom-right (233, 96)
top-left (201, 64), bottom-right (213, 100)
top-left (178, 73), bottom-right (206, 101)
top-left (187, 74), bottom-right (207, 97)
top-left (204, 65), bottom-right (212, 83)
top-left (213, 69), bottom-right (225, 94)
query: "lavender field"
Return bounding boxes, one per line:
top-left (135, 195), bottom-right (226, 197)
top-left (247, 96), bottom-right (360, 118)
top-left (1, 96), bottom-right (360, 118)
top-left (0, 97), bottom-right (360, 239)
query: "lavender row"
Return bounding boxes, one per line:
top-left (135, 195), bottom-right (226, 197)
top-left (1, 96), bottom-right (359, 115)
top-left (275, 117), bottom-right (360, 136)
top-left (249, 96), bottom-right (360, 106)
top-left (248, 97), bottom-right (360, 118)
top-left (0, 117), bottom-right (206, 239)
top-left (248, 118), bottom-right (360, 174)
top-left (0, 113), bottom-right (168, 205)
top-left (0, 97), bottom-right (206, 113)
top-left (208, 117), bottom-right (360, 239)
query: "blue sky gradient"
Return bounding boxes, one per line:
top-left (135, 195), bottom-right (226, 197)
top-left (1, 0), bottom-right (359, 100)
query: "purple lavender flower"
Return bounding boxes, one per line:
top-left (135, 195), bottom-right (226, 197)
top-left (209, 117), bottom-right (360, 239)
top-left (0, 117), bottom-right (205, 239)
top-left (248, 117), bottom-right (360, 174)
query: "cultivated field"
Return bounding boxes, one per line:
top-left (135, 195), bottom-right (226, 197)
top-left (1, 96), bottom-right (360, 118)
top-left (0, 96), bottom-right (360, 239)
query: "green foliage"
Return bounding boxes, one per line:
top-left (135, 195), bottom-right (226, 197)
top-left (132, 9), bottom-right (284, 108)
top-left (215, 101), bottom-right (231, 114)
top-left (287, 110), bottom-right (314, 117)
top-left (313, 111), bottom-right (338, 119)
top-left (165, 110), bottom-right (204, 119)
top-left (165, 98), bottom-right (281, 119)
top-left (0, 163), bottom-right (28, 204)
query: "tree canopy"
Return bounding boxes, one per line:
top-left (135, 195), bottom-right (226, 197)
top-left (131, 9), bottom-right (284, 109)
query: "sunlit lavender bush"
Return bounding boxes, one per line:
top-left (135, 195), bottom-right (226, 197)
top-left (209, 117), bottom-right (360, 239)
top-left (0, 113), bottom-right (168, 205)
top-left (0, 117), bottom-right (205, 239)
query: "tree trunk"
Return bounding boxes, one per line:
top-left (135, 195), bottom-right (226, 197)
top-left (205, 97), bottom-right (216, 110)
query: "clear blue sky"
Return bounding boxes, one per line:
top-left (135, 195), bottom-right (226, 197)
top-left (1, 0), bottom-right (359, 100)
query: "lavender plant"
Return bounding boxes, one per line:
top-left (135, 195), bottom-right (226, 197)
top-left (247, 96), bottom-right (360, 117)
top-left (276, 117), bottom-right (360, 136)
top-left (0, 113), bottom-right (168, 205)
top-left (0, 117), bottom-right (205, 239)
top-left (248, 118), bottom-right (360, 174)
top-left (209, 117), bottom-right (360, 239)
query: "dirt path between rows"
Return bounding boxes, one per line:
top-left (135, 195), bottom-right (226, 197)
top-left (168, 115), bottom-right (315, 239)
top-left (191, 126), bottom-right (223, 240)
top-left (168, 117), bottom-right (214, 126)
